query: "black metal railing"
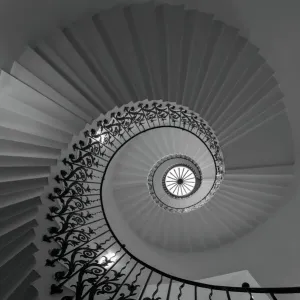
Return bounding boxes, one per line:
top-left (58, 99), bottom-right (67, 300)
top-left (44, 101), bottom-right (300, 300)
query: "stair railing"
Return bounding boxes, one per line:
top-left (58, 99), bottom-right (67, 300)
top-left (43, 101), bottom-right (300, 300)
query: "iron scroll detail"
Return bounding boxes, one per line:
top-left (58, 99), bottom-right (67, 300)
top-left (41, 101), bottom-right (299, 299)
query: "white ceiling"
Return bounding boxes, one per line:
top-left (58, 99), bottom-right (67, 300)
top-left (1, 0), bottom-right (300, 291)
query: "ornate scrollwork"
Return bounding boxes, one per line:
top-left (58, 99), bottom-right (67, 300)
top-left (44, 101), bottom-right (226, 299)
top-left (42, 101), bottom-right (299, 298)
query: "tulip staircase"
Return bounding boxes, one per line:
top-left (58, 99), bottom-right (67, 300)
top-left (0, 1), bottom-right (297, 300)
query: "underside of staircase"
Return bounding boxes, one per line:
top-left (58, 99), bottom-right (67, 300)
top-left (0, 1), bottom-right (297, 300)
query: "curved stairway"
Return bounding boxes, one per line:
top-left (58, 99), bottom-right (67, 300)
top-left (111, 124), bottom-right (292, 252)
top-left (0, 2), bottom-right (296, 299)
top-left (39, 100), bottom-right (296, 300)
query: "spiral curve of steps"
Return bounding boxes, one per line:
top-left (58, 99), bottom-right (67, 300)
top-left (0, 1), bottom-right (295, 299)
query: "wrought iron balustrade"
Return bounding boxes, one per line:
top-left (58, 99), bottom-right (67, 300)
top-left (44, 101), bottom-right (300, 300)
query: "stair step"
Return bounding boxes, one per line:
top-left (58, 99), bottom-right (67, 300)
top-left (0, 256), bottom-right (36, 300)
top-left (0, 166), bottom-right (50, 183)
top-left (0, 197), bottom-right (41, 221)
top-left (18, 47), bottom-right (99, 119)
top-left (10, 62), bottom-right (92, 123)
top-left (0, 229), bottom-right (35, 268)
top-left (0, 189), bottom-right (43, 209)
top-left (0, 208), bottom-right (38, 237)
top-left (0, 139), bottom-right (61, 159)
top-left (0, 220), bottom-right (38, 251)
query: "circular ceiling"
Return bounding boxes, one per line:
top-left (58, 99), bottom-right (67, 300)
top-left (163, 162), bottom-right (199, 198)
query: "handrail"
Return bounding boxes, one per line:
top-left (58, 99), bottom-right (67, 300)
top-left (45, 101), bottom-right (300, 299)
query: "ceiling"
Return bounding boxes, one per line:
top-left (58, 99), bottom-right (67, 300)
top-left (0, 0), bottom-right (300, 293)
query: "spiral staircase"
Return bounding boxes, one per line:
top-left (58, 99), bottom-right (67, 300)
top-left (0, 1), bottom-right (299, 300)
